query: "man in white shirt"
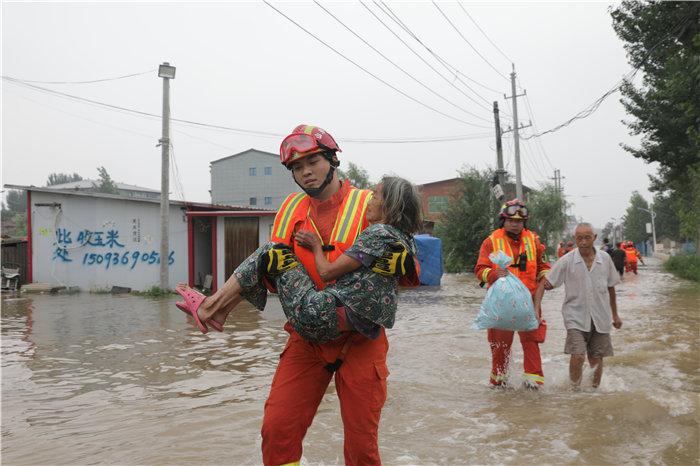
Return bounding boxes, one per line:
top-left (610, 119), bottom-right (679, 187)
top-left (534, 223), bottom-right (622, 389)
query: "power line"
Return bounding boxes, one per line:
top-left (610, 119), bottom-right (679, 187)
top-left (4, 88), bottom-right (157, 140)
top-left (523, 13), bottom-right (695, 140)
top-left (376, 0), bottom-right (504, 97)
top-left (359, 0), bottom-right (494, 114)
top-left (314, 1), bottom-right (491, 122)
top-left (520, 90), bottom-right (556, 170)
top-left (431, 1), bottom-right (509, 81)
top-left (7, 69), bottom-right (156, 85)
top-left (457, 2), bottom-right (513, 64)
top-left (4, 75), bottom-right (494, 144)
top-left (263, 1), bottom-right (490, 128)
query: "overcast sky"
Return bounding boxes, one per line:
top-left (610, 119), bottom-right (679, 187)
top-left (2, 1), bottom-right (656, 229)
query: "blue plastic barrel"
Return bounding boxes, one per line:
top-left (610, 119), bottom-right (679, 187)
top-left (414, 234), bottom-right (443, 286)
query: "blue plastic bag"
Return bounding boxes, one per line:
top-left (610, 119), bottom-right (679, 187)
top-left (472, 251), bottom-right (538, 331)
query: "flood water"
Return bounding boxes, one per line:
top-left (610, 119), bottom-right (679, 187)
top-left (2, 258), bottom-right (698, 465)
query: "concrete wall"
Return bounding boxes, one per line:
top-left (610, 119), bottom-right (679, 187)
top-left (210, 150), bottom-right (298, 209)
top-left (30, 191), bottom-right (187, 291)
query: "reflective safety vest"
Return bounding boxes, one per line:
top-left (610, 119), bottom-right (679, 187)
top-left (625, 247), bottom-right (638, 263)
top-left (270, 188), bottom-right (372, 289)
top-left (489, 228), bottom-right (539, 293)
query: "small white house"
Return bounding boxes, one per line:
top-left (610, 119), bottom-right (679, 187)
top-left (8, 184), bottom-right (275, 292)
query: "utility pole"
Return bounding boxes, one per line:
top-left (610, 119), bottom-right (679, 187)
top-left (551, 169), bottom-right (565, 244)
top-left (493, 101), bottom-right (506, 189)
top-left (651, 203), bottom-right (657, 251)
top-left (503, 64), bottom-right (530, 201)
top-left (637, 205), bottom-right (657, 252)
top-left (158, 62), bottom-right (176, 290)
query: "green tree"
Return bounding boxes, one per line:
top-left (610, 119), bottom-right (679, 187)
top-left (623, 191), bottom-right (651, 244)
top-left (93, 166), bottom-right (120, 195)
top-left (47, 172), bottom-right (83, 186)
top-left (653, 191), bottom-right (681, 241)
top-left (337, 162), bottom-right (372, 189)
top-left (434, 168), bottom-right (494, 273)
top-left (527, 183), bottom-right (567, 253)
top-left (1, 190), bottom-right (27, 237)
top-left (611, 1), bottom-right (700, 252)
top-left (2, 189), bottom-right (27, 214)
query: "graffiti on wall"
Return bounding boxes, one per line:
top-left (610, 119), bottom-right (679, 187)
top-left (52, 227), bottom-right (174, 269)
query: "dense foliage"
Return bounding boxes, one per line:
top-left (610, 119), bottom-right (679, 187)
top-left (611, 1), bottom-right (700, 251)
top-left (434, 168), bottom-right (495, 273)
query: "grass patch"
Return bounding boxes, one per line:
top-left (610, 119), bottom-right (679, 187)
top-left (664, 254), bottom-right (700, 282)
top-left (132, 286), bottom-right (175, 298)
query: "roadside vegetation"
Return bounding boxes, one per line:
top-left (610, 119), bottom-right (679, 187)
top-left (664, 255), bottom-right (700, 282)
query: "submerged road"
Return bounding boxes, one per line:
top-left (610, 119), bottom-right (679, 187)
top-left (2, 258), bottom-right (698, 464)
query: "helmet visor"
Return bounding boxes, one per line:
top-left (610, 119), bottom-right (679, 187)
top-left (505, 204), bottom-right (528, 217)
top-left (280, 134), bottom-right (321, 165)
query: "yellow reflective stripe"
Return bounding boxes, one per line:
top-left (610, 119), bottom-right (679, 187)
top-left (274, 193), bottom-right (305, 239)
top-left (481, 268), bottom-right (491, 282)
top-left (332, 189), bottom-right (361, 244)
top-left (537, 270), bottom-right (548, 279)
top-left (302, 126), bottom-right (313, 135)
top-left (353, 191), bottom-right (371, 242)
top-left (490, 372), bottom-right (507, 382)
top-left (524, 373), bottom-right (544, 383)
top-left (523, 234), bottom-right (535, 261)
top-left (279, 462), bottom-right (300, 466)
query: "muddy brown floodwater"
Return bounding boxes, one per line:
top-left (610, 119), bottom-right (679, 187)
top-left (2, 258), bottom-right (698, 465)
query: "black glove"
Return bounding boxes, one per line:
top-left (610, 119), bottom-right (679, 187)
top-left (371, 241), bottom-right (416, 277)
top-left (261, 244), bottom-right (299, 276)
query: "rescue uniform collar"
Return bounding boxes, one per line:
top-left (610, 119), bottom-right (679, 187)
top-left (309, 179), bottom-right (351, 209)
top-left (504, 228), bottom-right (524, 242)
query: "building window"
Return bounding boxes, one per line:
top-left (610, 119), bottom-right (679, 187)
top-left (264, 196), bottom-right (272, 206)
top-left (428, 196), bottom-right (449, 213)
top-left (264, 166), bottom-right (272, 176)
top-left (249, 167), bottom-right (257, 176)
top-left (250, 197), bottom-right (257, 206)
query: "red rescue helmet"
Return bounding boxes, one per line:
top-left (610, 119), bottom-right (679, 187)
top-left (499, 199), bottom-right (529, 220)
top-left (279, 124), bottom-right (342, 168)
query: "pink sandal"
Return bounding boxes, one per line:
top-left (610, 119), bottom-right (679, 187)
top-left (175, 286), bottom-right (222, 333)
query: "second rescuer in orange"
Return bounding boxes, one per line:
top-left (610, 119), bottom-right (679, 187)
top-left (474, 199), bottom-right (551, 389)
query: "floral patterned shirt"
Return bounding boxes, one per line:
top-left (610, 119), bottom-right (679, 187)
top-left (326, 223), bottom-right (416, 330)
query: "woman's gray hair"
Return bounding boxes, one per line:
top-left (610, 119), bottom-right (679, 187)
top-left (380, 176), bottom-right (423, 234)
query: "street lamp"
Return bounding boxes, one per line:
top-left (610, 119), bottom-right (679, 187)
top-left (158, 61), bottom-right (175, 290)
top-left (636, 205), bottom-right (657, 252)
top-left (158, 63), bottom-right (176, 79)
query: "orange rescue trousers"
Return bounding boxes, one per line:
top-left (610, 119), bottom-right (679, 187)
top-left (261, 323), bottom-right (389, 466)
top-left (487, 327), bottom-right (544, 386)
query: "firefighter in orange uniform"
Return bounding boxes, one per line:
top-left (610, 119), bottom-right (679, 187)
top-left (624, 240), bottom-right (644, 274)
top-left (474, 199), bottom-right (551, 388)
top-left (258, 125), bottom-right (418, 466)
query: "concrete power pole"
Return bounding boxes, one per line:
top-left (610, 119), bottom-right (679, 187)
top-left (158, 62), bottom-right (176, 291)
top-left (651, 203), bottom-right (657, 251)
top-left (493, 101), bottom-right (506, 190)
top-left (504, 64), bottom-right (530, 201)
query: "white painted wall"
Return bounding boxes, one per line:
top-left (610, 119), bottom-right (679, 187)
top-left (31, 191), bottom-right (188, 291)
